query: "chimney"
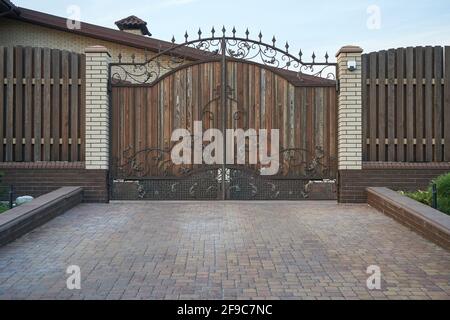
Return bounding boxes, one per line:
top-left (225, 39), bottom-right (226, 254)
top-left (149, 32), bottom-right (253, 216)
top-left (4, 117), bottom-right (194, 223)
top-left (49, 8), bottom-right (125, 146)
top-left (115, 15), bottom-right (152, 36)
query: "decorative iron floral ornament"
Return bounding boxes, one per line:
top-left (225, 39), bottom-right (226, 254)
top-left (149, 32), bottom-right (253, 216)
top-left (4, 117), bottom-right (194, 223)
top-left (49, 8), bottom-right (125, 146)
top-left (110, 26), bottom-right (336, 86)
top-left (114, 143), bottom-right (334, 181)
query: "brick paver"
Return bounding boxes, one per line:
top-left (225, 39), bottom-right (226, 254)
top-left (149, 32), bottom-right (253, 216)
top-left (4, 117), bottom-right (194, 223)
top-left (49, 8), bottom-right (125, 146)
top-left (0, 201), bottom-right (449, 300)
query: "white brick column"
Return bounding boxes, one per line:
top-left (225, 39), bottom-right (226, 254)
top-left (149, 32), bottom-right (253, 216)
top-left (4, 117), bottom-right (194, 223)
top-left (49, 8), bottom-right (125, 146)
top-left (336, 46), bottom-right (363, 170)
top-left (85, 46), bottom-right (111, 170)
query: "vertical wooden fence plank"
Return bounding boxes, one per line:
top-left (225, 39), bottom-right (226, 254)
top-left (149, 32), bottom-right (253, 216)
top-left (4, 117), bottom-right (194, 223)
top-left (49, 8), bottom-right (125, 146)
top-left (415, 46), bottom-right (424, 162)
top-left (51, 49), bottom-right (61, 160)
top-left (424, 46), bottom-right (433, 161)
top-left (61, 51), bottom-right (69, 161)
top-left (387, 49), bottom-right (396, 161)
top-left (5, 47), bottom-right (14, 161)
top-left (79, 54), bottom-right (86, 161)
top-left (70, 52), bottom-right (79, 161)
top-left (444, 46), bottom-right (450, 161)
top-left (15, 46), bottom-right (23, 161)
top-left (396, 48), bottom-right (405, 162)
top-left (24, 47), bottom-right (33, 161)
top-left (0, 47), bottom-right (4, 162)
top-left (369, 52), bottom-right (377, 161)
top-left (405, 47), bottom-right (414, 161)
top-left (43, 48), bottom-right (51, 161)
top-left (434, 47), bottom-right (443, 161)
top-left (378, 50), bottom-right (386, 161)
top-left (34, 48), bottom-right (42, 161)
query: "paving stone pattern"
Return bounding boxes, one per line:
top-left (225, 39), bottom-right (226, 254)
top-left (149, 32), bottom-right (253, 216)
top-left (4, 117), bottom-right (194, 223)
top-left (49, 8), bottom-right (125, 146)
top-left (0, 202), bottom-right (449, 300)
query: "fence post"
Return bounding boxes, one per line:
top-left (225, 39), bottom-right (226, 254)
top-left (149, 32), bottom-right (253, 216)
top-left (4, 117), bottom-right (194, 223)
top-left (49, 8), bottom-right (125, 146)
top-left (336, 46), bottom-right (363, 202)
top-left (84, 46), bottom-right (111, 171)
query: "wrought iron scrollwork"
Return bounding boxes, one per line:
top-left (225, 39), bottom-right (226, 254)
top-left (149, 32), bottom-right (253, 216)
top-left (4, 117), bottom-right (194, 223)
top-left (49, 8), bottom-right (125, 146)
top-left (110, 26), bottom-right (336, 85)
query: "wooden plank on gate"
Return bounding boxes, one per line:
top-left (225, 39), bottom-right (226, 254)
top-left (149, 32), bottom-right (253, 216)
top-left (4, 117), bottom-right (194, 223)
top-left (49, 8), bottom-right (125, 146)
top-left (445, 46), bottom-right (450, 161)
top-left (43, 48), bottom-right (51, 161)
top-left (369, 52), bottom-right (377, 161)
top-left (315, 88), bottom-right (324, 155)
top-left (34, 48), bottom-right (42, 161)
top-left (396, 48), bottom-right (405, 162)
top-left (15, 46), bottom-right (23, 161)
top-left (405, 47), bottom-right (414, 161)
top-left (254, 66), bottom-right (261, 132)
top-left (51, 49), bottom-right (61, 160)
top-left (378, 50), bottom-right (386, 161)
top-left (24, 47), bottom-right (33, 161)
top-left (6, 47), bottom-right (14, 161)
top-left (387, 49), bottom-right (396, 161)
top-left (424, 46), bottom-right (433, 162)
top-left (0, 47), bottom-right (4, 162)
top-left (415, 46), bottom-right (424, 162)
top-left (70, 52), bottom-right (79, 161)
top-left (61, 51), bottom-right (69, 161)
top-left (361, 54), bottom-right (368, 161)
top-left (434, 47), bottom-right (443, 161)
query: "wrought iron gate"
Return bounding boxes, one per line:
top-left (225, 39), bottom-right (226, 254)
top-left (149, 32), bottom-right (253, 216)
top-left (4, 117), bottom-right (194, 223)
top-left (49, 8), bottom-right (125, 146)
top-left (109, 27), bottom-right (337, 200)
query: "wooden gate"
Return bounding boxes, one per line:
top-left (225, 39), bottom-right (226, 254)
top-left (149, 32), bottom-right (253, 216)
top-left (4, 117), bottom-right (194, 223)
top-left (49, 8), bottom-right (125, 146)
top-left (110, 29), bottom-right (337, 200)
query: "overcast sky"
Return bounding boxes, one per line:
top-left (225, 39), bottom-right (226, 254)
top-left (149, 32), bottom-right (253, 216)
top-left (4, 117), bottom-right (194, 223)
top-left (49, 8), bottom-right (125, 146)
top-left (12, 0), bottom-right (450, 61)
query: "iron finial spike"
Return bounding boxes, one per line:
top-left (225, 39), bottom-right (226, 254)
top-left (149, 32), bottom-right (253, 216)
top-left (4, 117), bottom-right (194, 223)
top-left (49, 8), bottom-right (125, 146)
top-left (245, 28), bottom-right (249, 39)
top-left (222, 26), bottom-right (226, 36)
top-left (258, 31), bottom-right (263, 41)
top-left (272, 36), bottom-right (276, 46)
top-left (211, 26), bottom-right (216, 38)
top-left (131, 53), bottom-right (135, 63)
top-left (171, 36), bottom-right (176, 44)
top-left (312, 52), bottom-right (316, 62)
top-left (198, 28), bottom-right (202, 39)
top-left (184, 31), bottom-right (189, 43)
top-left (118, 53), bottom-right (122, 63)
top-left (285, 41), bottom-right (289, 53)
top-left (325, 52), bottom-right (329, 62)
top-left (299, 49), bottom-right (303, 58)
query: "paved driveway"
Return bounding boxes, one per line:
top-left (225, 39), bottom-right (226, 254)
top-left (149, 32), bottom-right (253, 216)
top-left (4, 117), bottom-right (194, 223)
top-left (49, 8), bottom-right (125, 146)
top-left (0, 201), bottom-right (449, 300)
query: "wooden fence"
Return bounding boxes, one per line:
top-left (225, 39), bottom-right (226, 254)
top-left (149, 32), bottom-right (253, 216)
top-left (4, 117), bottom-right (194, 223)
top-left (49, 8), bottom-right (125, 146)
top-left (362, 46), bottom-right (450, 162)
top-left (0, 46), bottom-right (85, 162)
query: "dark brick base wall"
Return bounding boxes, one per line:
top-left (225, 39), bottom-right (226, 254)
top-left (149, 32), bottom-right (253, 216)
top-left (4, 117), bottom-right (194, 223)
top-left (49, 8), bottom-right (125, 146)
top-left (0, 163), bottom-right (108, 203)
top-left (338, 163), bottom-right (450, 203)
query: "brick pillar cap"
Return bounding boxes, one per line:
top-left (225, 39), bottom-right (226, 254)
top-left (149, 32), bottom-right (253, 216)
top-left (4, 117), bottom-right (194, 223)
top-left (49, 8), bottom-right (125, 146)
top-left (85, 45), bottom-right (111, 56)
top-left (335, 45), bottom-right (363, 57)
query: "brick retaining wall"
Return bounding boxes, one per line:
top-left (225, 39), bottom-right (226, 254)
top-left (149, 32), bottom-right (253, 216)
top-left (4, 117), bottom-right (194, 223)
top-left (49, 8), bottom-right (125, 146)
top-left (0, 163), bottom-right (108, 203)
top-left (338, 162), bottom-right (450, 203)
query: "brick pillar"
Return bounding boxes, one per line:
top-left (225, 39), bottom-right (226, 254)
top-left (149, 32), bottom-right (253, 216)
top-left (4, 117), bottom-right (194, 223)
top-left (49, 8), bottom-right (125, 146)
top-left (85, 46), bottom-right (111, 170)
top-left (336, 45), bottom-right (363, 203)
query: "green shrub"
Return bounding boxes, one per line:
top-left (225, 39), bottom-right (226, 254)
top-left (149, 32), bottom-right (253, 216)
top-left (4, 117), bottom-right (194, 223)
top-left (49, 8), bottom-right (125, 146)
top-left (430, 172), bottom-right (450, 215)
top-left (401, 190), bottom-right (432, 206)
